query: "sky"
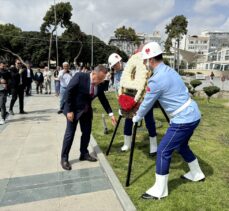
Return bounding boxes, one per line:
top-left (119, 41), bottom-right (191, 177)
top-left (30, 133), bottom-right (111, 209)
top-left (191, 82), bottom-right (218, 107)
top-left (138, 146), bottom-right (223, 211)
top-left (0, 0), bottom-right (229, 43)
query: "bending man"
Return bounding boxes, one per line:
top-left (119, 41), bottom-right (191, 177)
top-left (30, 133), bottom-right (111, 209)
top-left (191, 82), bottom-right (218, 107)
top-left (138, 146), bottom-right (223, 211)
top-left (61, 65), bottom-right (116, 170)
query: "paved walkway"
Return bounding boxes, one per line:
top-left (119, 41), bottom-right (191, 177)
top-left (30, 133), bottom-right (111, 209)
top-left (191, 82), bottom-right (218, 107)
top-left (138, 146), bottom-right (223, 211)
top-left (0, 93), bottom-right (135, 211)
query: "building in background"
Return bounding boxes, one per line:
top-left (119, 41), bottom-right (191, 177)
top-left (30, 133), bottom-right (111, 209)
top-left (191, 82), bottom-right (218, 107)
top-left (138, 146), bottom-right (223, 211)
top-left (109, 31), bottom-right (162, 56)
top-left (178, 31), bottom-right (229, 70)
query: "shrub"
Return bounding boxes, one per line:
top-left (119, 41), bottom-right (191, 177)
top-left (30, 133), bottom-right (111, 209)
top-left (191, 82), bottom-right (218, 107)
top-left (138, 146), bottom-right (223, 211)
top-left (190, 79), bottom-right (202, 89)
top-left (179, 71), bottom-right (195, 76)
top-left (187, 72), bottom-right (195, 76)
top-left (185, 82), bottom-right (195, 95)
top-left (203, 86), bottom-right (220, 102)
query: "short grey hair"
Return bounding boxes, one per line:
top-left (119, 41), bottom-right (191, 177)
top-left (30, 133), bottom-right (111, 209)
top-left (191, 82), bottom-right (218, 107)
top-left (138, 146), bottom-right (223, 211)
top-left (62, 62), bottom-right (69, 66)
top-left (93, 64), bottom-right (107, 74)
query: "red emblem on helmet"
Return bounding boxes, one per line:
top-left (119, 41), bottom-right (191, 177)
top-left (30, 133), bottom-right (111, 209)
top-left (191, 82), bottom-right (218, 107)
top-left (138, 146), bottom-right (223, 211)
top-left (145, 48), bottom-right (150, 54)
top-left (146, 86), bottom-right (151, 92)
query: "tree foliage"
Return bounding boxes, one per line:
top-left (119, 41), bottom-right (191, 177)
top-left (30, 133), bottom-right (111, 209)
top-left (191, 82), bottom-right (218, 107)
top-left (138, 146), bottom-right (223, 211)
top-left (40, 2), bottom-right (73, 33)
top-left (0, 2), bottom-right (127, 67)
top-left (164, 15), bottom-right (188, 53)
top-left (114, 26), bottom-right (140, 45)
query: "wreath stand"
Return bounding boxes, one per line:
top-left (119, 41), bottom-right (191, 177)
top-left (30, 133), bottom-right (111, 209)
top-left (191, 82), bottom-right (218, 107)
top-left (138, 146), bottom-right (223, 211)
top-left (106, 101), bottom-right (169, 187)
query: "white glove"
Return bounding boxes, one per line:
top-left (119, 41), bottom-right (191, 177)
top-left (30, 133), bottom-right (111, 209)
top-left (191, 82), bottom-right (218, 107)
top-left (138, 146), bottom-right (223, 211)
top-left (132, 115), bottom-right (142, 123)
top-left (118, 109), bottom-right (123, 116)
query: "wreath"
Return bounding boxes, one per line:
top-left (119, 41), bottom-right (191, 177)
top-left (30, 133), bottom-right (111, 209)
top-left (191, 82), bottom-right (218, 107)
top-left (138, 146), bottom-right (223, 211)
top-left (118, 52), bottom-right (151, 118)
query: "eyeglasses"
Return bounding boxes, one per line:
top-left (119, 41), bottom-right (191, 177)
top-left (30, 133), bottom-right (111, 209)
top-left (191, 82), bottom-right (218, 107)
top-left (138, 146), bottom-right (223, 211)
top-left (16, 63), bottom-right (22, 65)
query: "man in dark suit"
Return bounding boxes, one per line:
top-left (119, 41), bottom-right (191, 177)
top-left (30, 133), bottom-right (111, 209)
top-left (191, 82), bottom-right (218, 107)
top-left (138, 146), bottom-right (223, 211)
top-left (9, 59), bottom-right (27, 115)
top-left (25, 61), bottom-right (34, 96)
top-left (61, 64), bottom-right (116, 170)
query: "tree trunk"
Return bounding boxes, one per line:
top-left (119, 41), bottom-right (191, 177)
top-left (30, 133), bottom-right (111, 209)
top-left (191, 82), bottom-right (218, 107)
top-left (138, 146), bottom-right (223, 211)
top-left (0, 48), bottom-right (26, 66)
top-left (73, 41), bottom-right (83, 66)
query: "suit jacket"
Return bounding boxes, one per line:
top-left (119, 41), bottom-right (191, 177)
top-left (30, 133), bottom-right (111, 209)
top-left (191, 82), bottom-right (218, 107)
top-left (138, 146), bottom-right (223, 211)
top-left (63, 72), bottom-right (112, 120)
top-left (34, 72), bottom-right (44, 83)
top-left (9, 67), bottom-right (27, 89)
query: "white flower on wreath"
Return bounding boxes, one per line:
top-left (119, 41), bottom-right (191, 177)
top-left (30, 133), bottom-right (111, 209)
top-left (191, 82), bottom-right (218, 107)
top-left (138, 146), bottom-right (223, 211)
top-left (119, 52), bottom-right (149, 102)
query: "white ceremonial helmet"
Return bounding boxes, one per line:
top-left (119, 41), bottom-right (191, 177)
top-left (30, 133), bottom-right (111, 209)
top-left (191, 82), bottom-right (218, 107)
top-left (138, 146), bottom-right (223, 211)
top-left (108, 53), bottom-right (122, 68)
top-left (141, 42), bottom-right (163, 60)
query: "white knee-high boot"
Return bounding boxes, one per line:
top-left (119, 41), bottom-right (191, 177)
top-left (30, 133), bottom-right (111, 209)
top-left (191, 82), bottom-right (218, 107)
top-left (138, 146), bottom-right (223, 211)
top-left (182, 159), bottom-right (205, 181)
top-left (149, 136), bottom-right (157, 155)
top-left (143, 173), bottom-right (169, 199)
top-left (121, 135), bottom-right (132, 152)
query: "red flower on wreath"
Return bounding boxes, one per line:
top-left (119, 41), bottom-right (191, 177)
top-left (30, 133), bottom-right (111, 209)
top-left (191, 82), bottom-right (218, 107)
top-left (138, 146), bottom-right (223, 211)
top-left (118, 94), bottom-right (136, 111)
top-left (145, 48), bottom-right (150, 54)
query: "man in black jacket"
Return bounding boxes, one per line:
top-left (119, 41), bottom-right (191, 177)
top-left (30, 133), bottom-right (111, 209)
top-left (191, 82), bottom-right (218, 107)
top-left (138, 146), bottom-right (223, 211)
top-left (61, 64), bottom-right (116, 170)
top-left (9, 59), bottom-right (27, 115)
top-left (0, 61), bottom-right (11, 124)
top-left (34, 68), bottom-right (44, 94)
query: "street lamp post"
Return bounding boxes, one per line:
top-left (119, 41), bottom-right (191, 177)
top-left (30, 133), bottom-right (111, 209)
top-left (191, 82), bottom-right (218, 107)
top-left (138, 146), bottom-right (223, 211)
top-left (54, 0), bottom-right (59, 67)
top-left (91, 23), bottom-right (94, 67)
top-left (177, 38), bottom-right (180, 73)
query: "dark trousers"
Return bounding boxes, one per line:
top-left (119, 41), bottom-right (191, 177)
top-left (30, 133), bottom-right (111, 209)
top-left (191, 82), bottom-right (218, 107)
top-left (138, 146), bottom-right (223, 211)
top-left (124, 107), bottom-right (157, 137)
top-left (25, 79), bottom-right (32, 95)
top-left (0, 90), bottom-right (7, 119)
top-left (36, 82), bottom-right (43, 94)
top-left (156, 119), bottom-right (200, 175)
top-left (9, 85), bottom-right (25, 112)
top-left (61, 111), bottom-right (92, 161)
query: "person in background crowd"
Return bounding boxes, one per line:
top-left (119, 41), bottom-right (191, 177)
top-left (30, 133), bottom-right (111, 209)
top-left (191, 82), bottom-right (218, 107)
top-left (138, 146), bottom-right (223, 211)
top-left (53, 66), bottom-right (60, 96)
top-left (210, 71), bottom-right (215, 85)
top-left (221, 75), bottom-right (226, 91)
top-left (0, 61), bottom-right (11, 124)
top-left (25, 61), bottom-right (34, 96)
top-left (34, 68), bottom-right (44, 94)
top-left (9, 59), bottom-right (27, 115)
top-left (57, 62), bottom-right (72, 114)
top-left (43, 66), bottom-right (52, 94)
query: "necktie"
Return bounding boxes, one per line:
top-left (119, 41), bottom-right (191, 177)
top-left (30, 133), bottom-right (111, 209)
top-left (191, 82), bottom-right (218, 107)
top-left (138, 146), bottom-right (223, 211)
top-left (90, 83), bottom-right (95, 97)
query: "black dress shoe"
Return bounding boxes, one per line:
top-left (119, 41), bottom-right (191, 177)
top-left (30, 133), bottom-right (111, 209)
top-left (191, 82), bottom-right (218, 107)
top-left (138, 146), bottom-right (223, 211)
top-left (61, 160), bottom-right (72, 170)
top-left (9, 110), bottom-right (14, 115)
top-left (149, 152), bottom-right (157, 157)
top-left (57, 110), bottom-right (63, 114)
top-left (20, 111), bottom-right (28, 114)
top-left (141, 193), bottom-right (159, 200)
top-left (180, 175), bottom-right (205, 182)
top-left (79, 153), bottom-right (97, 162)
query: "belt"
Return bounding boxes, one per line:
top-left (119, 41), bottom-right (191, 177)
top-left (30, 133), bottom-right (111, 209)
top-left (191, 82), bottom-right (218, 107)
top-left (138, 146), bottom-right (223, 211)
top-left (169, 98), bottom-right (192, 118)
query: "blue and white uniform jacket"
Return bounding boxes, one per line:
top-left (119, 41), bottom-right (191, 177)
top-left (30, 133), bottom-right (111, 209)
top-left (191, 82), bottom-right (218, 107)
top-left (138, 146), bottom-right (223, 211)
top-left (136, 63), bottom-right (201, 124)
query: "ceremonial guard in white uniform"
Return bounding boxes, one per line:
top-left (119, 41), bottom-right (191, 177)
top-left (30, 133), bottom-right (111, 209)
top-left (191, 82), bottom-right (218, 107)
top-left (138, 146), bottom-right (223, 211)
top-left (133, 42), bottom-right (205, 199)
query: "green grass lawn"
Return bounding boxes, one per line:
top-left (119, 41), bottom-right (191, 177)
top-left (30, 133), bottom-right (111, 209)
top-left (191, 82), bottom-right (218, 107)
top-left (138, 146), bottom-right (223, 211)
top-left (92, 92), bottom-right (229, 211)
